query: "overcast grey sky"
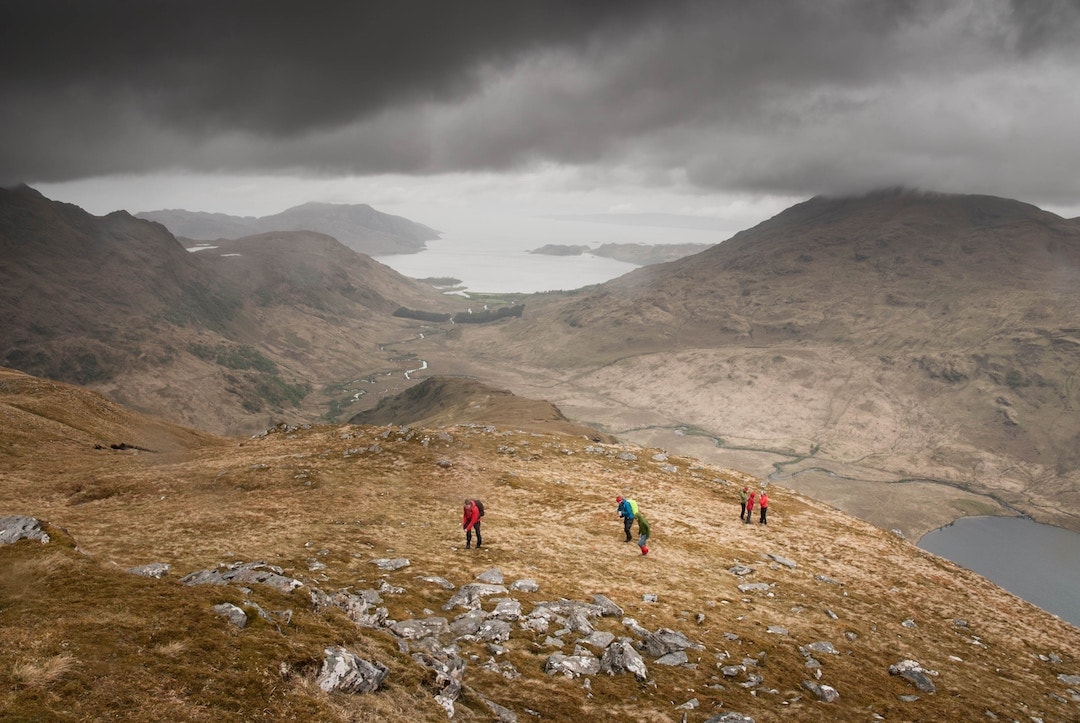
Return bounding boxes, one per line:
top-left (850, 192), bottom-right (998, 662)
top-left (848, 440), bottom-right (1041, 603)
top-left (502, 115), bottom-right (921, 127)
top-left (4, 0), bottom-right (1080, 226)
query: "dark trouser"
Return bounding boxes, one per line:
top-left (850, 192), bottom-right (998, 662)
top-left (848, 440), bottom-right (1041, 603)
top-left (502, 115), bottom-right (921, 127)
top-left (745, 507), bottom-right (753, 524)
top-left (760, 507), bottom-right (767, 524)
top-left (466, 522), bottom-right (482, 547)
top-left (740, 502), bottom-right (746, 520)
top-left (623, 517), bottom-right (633, 541)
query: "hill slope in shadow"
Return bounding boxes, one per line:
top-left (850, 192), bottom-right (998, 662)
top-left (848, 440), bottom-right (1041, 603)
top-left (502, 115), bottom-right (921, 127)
top-left (0, 188), bottom-right (465, 435)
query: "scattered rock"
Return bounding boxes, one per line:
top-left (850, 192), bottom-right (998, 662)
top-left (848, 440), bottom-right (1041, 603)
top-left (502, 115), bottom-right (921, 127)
top-left (213, 602), bottom-right (248, 628)
top-left (888, 660), bottom-right (937, 693)
top-left (317, 646), bottom-right (389, 694)
top-left (581, 631), bottom-right (616, 650)
top-left (492, 599), bottom-right (522, 621)
top-left (805, 641), bottom-right (840, 656)
top-left (442, 583), bottom-right (507, 611)
top-left (0, 515), bottom-right (50, 544)
top-left (802, 680), bottom-right (840, 702)
top-left (476, 567), bottom-right (504, 584)
top-left (509, 579), bottom-right (539, 593)
top-left (180, 562), bottom-right (302, 593)
top-left (477, 619), bottom-right (512, 643)
top-left (592, 594), bottom-right (624, 617)
top-left (418, 575), bottom-right (455, 590)
top-left (391, 618), bottom-right (449, 640)
top-left (600, 640), bottom-right (648, 681)
top-left (642, 628), bottom-right (703, 659)
top-left (545, 652), bottom-right (600, 678)
top-left (371, 557), bottom-right (410, 570)
top-left (766, 553), bottom-right (797, 568)
top-left (128, 562), bottom-right (170, 578)
top-left (738, 582), bottom-right (772, 593)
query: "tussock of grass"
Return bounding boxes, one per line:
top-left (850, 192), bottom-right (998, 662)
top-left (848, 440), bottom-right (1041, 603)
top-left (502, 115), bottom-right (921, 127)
top-left (11, 654), bottom-right (76, 688)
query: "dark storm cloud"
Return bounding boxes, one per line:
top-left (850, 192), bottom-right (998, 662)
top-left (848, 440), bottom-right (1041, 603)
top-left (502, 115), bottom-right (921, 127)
top-left (3, 0), bottom-right (1079, 203)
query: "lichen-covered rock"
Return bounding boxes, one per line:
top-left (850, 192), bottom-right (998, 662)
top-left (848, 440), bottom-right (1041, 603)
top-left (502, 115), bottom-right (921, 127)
top-left (889, 659), bottom-right (937, 693)
top-left (391, 617), bottom-right (449, 640)
top-left (600, 640), bottom-right (648, 681)
top-left (371, 557), bottom-right (410, 571)
top-left (442, 583), bottom-right (507, 611)
top-left (0, 516), bottom-right (50, 545)
top-left (180, 561), bottom-right (302, 593)
top-left (317, 646), bottom-right (388, 693)
top-left (128, 562), bottom-right (170, 578)
top-left (802, 679), bottom-right (840, 702)
top-left (545, 651), bottom-right (600, 678)
top-left (476, 567), bottom-right (504, 584)
top-left (213, 602), bottom-right (248, 628)
top-left (592, 594), bottom-right (623, 617)
top-left (642, 627), bottom-right (702, 658)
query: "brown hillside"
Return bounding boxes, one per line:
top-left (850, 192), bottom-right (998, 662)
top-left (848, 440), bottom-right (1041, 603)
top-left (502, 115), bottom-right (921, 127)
top-left (0, 189), bottom-right (470, 436)
top-left (2, 369), bottom-right (1078, 722)
top-left (413, 190), bottom-right (1080, 536)
top-left (349, 376), bottom-right (616, 442)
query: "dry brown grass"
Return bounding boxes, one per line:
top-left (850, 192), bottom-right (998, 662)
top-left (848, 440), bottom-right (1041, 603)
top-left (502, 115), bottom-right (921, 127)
top-left (2, 368), bottom-right (1079, 721)
top-left (10, 654), bottom-right (76, 689)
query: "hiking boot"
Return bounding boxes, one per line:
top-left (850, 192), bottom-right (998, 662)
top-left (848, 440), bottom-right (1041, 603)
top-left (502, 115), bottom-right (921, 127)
top-left (465, 543), bottom-right (471, 549)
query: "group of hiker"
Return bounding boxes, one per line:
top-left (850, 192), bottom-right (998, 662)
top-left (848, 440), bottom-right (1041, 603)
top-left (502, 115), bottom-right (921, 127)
top-left (461, 484), bottom-right (769, 554)
top-left (739, 486), bottom-right (768, 524)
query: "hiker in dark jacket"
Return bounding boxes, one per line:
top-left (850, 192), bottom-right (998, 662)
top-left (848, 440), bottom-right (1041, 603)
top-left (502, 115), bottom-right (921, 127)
top-left (463, 499), bottom-right (482, 548)
top-left (616, 495), bottom-right (635, 542)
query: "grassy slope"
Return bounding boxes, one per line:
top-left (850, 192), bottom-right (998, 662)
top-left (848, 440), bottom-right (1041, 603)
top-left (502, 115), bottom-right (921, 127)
top-left (2, 367), bottom-right (1079, 721)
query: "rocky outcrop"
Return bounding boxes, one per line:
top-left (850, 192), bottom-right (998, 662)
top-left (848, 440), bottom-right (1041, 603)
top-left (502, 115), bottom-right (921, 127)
top-left (0, 515), bottom-right (50, 544)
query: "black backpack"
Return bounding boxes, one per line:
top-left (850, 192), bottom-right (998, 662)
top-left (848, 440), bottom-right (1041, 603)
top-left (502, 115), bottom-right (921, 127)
top-left (475, 499), bottom-right (485, 517)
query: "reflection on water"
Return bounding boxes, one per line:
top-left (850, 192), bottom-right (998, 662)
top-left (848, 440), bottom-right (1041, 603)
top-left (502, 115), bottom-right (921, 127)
top-left (918, 516), bottom-right (1080, 628)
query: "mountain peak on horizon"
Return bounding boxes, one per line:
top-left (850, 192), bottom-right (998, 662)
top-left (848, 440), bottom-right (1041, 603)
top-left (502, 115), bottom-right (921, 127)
top-left (136, 200), bottom-right (439, 255)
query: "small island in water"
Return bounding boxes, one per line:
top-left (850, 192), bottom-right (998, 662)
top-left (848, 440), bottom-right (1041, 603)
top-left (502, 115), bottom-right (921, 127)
top-left (530, 242), bottom-right (711, 265)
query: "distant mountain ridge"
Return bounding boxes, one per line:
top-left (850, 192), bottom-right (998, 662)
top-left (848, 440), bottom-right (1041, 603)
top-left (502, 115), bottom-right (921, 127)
top-left (138, 201), bottom-right (441, 256)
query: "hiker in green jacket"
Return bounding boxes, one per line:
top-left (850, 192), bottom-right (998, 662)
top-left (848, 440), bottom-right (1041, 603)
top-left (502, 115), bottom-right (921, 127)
top-left (636, 511), bottom-right (651, 556)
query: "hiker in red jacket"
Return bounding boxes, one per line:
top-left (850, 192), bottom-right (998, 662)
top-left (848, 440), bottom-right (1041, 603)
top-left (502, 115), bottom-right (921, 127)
top-left (462, 498), bottom-right (482, 549)
top-left (758, 490), bottom-right (769, 524)
top-left (744, 490), bottom-right (756, 525)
